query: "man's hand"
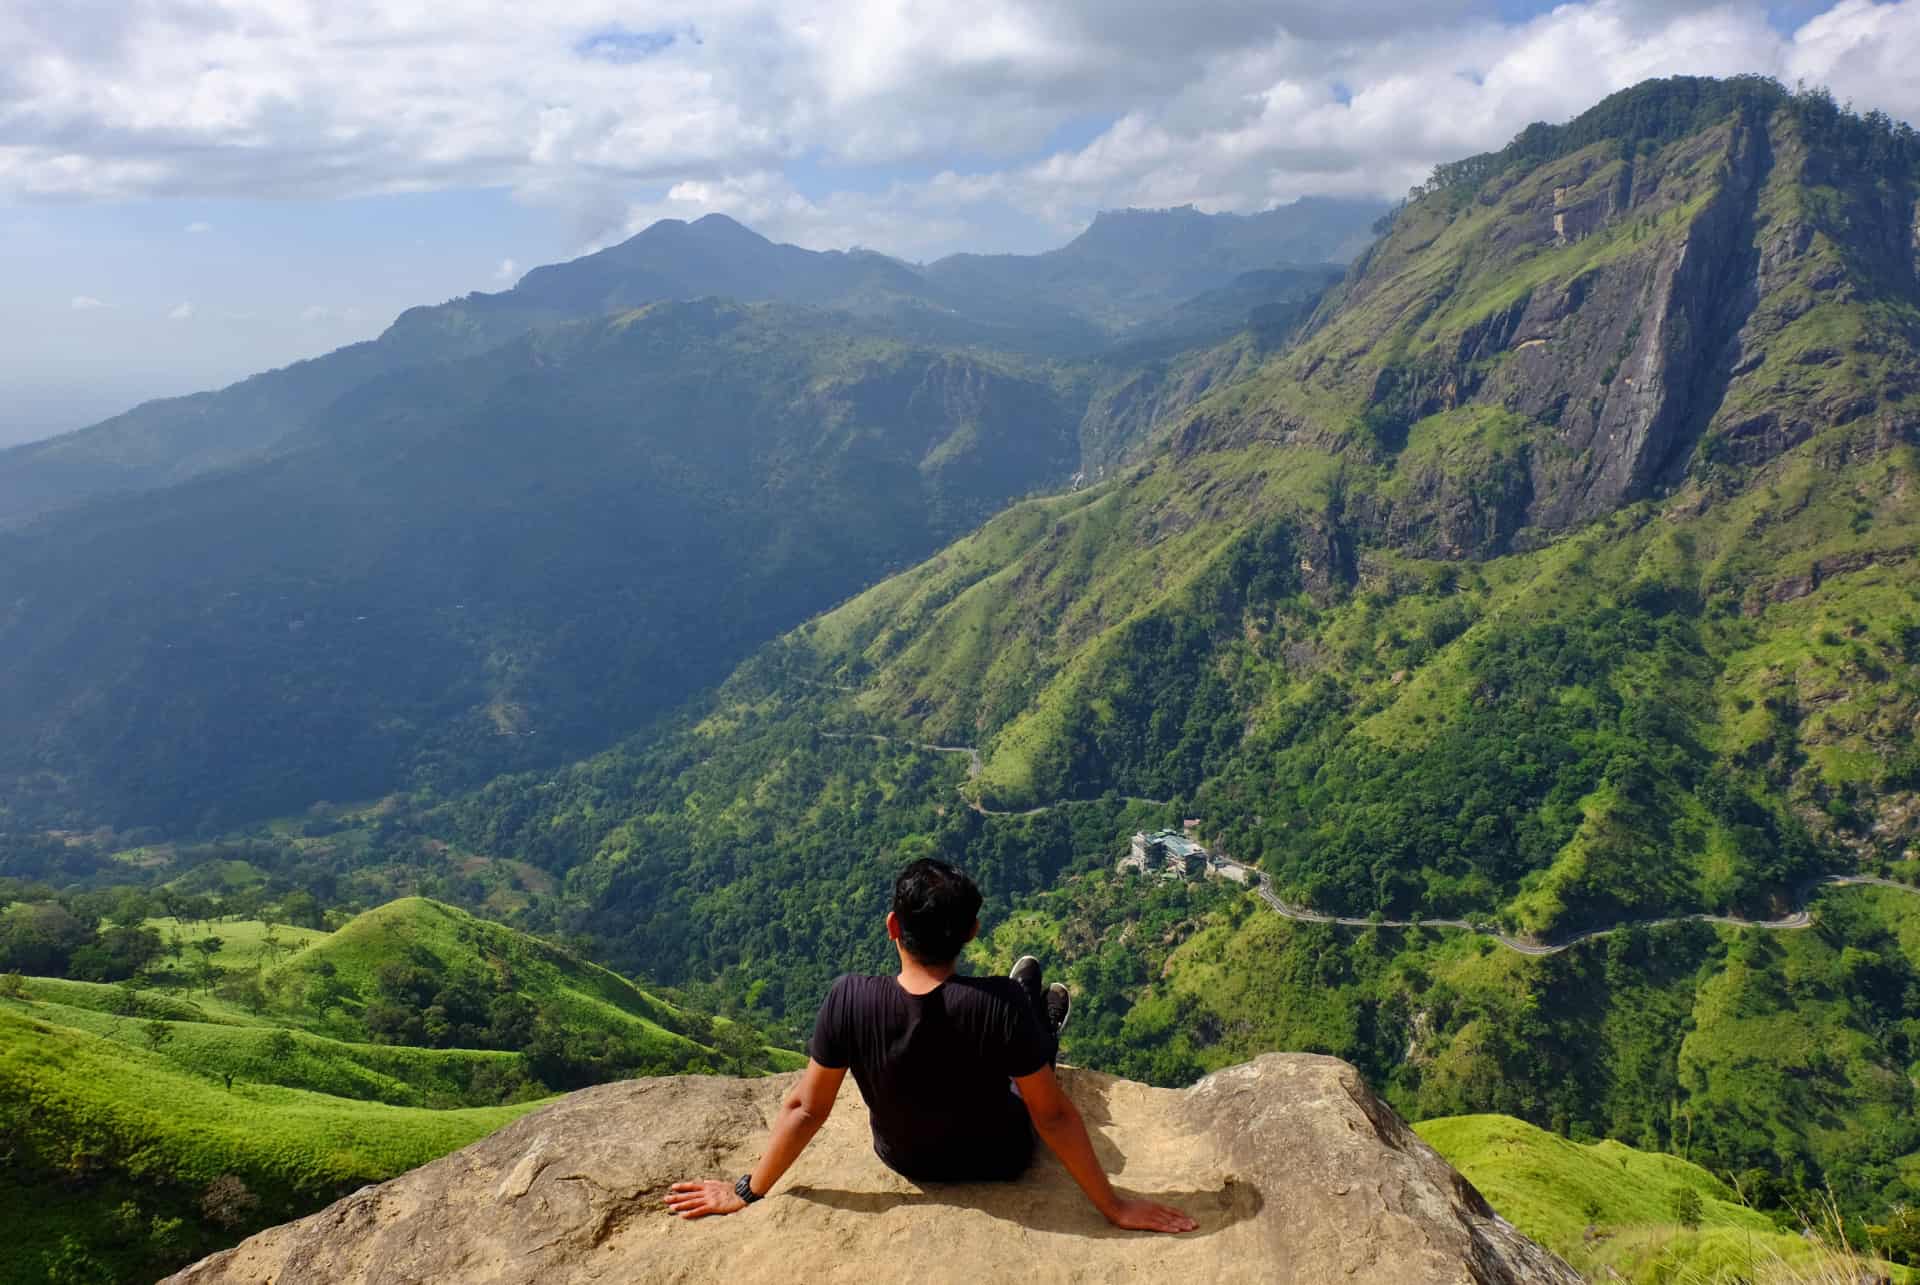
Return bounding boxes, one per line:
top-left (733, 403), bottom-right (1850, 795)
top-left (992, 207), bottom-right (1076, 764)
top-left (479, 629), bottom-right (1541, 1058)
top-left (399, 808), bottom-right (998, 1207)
top-left (1102, 1196), bottom-right (1198, 1234)
top-left (665, 1180), bottom-right (747, 1219)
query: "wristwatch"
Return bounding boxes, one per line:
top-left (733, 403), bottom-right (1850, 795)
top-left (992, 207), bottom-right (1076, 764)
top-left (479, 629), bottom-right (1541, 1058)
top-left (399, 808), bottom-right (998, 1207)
top-left (734, 1174), bottom-right (763, 1204)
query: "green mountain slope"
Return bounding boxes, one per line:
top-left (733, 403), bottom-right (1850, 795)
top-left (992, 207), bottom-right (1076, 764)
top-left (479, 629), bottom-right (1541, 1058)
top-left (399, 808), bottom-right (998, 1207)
top-left (766, 76), bottom-right (1920, 937)
top-left (0, 302), bottom-right (1097, 828)
top-left (0, 897), bottom-right (793, 1283)
top-left (1417, 1113), bottom-right (1912, 1283)
top-left (0, 254), bottom-right (1338, 832)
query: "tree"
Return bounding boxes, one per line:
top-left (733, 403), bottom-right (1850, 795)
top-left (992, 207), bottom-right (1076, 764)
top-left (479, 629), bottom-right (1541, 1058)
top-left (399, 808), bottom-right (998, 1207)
top-left (1671, 1187), bottom-right (1704, 1228)
top-left (280, 890), bottom-right (325, 930)
top-left (0, 972), bottom-right (26, 1001)
top-left (108, 1199), bottom-right (146, 1244)
top-left (263, 1028), bottom-right (297, 1065)
top-left (192, 937), bottom-right (225, 992)
top-left (143, 1020), bottom-right (174, 1053)
top-left (147, 1215), bottom-right (191, 1263)
top-left (0, 902), bottom-right (90, 975)
top-left (39, 1235), bottom-right (113, 1285)
top-left (217, 969), bottom-right (268, 1014)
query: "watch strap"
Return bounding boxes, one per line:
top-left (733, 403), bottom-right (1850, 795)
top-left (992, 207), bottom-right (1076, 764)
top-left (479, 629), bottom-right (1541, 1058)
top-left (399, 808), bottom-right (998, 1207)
top-left (734, 1173), bottom-right (763, 1204)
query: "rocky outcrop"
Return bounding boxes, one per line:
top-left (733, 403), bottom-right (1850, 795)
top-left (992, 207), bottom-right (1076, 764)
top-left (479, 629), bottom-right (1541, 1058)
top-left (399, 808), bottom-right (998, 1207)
top-left (163, 1054), bottom-right (1577, 1285)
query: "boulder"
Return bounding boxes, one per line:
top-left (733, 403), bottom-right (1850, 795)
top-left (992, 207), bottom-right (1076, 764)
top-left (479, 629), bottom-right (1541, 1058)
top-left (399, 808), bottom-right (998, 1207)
top-left (164, 1053), bottom-right (1578, 1285)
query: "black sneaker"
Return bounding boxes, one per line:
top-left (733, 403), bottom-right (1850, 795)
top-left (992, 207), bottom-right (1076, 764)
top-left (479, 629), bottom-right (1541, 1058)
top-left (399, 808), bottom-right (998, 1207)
top-left (1010, 955), bottom-right (1044, 1010)
top-left (1046, 982), bottom-right (1071, 1036)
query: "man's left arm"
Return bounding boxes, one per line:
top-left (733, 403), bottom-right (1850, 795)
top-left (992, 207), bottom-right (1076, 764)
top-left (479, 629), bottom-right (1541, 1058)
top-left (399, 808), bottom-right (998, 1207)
top-left (665, 1059), bottom-right (847, 1218)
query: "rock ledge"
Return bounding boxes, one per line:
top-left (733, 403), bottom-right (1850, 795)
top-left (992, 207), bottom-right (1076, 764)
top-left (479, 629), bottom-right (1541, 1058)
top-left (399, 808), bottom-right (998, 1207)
top-left (166, 1053), bottom-right (1577, 1284)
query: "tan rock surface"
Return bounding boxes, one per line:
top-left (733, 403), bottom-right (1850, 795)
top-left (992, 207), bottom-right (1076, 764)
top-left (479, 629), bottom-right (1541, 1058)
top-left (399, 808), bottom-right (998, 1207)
top-left (165, 1053), bottom-right (1577, 1285)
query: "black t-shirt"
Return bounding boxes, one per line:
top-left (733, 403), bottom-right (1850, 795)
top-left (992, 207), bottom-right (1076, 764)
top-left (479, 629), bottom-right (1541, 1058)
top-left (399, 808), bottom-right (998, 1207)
top-left (809, 973), bottom-right (1053, 1181)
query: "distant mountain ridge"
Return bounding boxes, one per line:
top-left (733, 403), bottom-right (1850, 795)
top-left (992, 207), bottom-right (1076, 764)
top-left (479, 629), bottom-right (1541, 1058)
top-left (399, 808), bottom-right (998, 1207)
top-left (0, 203), bottom-right (1378, 530)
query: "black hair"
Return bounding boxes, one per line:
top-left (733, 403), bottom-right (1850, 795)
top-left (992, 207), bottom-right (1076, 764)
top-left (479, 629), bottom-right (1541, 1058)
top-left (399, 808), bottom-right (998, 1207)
top-left (890, 858), bottom-right (982, 965)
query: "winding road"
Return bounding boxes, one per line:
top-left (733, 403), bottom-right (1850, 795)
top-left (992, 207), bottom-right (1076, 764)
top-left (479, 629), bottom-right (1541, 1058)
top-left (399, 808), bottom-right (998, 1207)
top-left (1209, 858), bottom-right (1919, 957)
top-left (823, 729), bottom-right (1920, 955)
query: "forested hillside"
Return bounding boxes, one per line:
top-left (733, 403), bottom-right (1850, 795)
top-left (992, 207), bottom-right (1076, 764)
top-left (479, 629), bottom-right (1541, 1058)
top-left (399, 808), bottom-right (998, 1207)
top-left (0, 244), bottom-right (1341, 834)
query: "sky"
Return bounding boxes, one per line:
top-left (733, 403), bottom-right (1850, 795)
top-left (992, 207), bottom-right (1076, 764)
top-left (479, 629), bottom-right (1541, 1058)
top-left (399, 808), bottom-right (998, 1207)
top-left (3, 0), bottom-right (1919, 445)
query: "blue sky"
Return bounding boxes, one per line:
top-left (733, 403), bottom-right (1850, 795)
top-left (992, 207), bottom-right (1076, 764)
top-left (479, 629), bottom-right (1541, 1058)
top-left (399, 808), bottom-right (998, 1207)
top-left (3, 0), bottom-right (1917, 444)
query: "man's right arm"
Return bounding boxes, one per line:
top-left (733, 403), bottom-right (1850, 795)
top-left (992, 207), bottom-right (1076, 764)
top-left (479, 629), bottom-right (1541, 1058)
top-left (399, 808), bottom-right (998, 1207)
top-left (1012, 1065), bottom-right (1196, 1234)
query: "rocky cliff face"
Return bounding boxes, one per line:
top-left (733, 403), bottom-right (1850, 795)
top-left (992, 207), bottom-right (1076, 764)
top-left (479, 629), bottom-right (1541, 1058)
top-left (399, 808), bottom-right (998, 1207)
top-left (163, 1054), bottom-right (1576, 1285)
top-left (1192, 85), bottom-right (1920, 560)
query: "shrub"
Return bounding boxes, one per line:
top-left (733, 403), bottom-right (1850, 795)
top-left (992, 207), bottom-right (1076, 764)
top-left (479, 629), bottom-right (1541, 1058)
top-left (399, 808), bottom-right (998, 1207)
top-left (40, 1235), bottom-right (114, 1285)
top-left (1672, 1187), bottom-right (1704, 1228)
top-left (200, 1174), bottom-right (260, 1229)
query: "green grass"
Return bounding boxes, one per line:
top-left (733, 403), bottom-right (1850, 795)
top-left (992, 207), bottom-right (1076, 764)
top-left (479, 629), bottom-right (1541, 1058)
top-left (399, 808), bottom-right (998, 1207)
top-left (1417, 1113), bottom-right (1767, 1246)
top-left (0, 1003), bottom-right (537, 1188)
top-left (12, 986), bottom-right (527, 1107)
top-left (1418, 1113), bottom-right (1913, 1284)
top-left (146, 915), bottom-right (330, 971)
top-left (0, 1000), bottom-right (543, 1284)
top-left (0, 898), bottom-right (801, 1281)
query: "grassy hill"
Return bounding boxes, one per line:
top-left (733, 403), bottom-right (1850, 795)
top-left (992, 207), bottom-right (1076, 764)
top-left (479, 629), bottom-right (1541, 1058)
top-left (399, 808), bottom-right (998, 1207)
top-left (1418, 1113), bottom-right (1913, 1283)
top-left (0, 1001), bottom-right (537, 1283)
top-left (0, 898), bottom-right (798, 1283)
top-left (263, 898), bottom-right (713, 1051)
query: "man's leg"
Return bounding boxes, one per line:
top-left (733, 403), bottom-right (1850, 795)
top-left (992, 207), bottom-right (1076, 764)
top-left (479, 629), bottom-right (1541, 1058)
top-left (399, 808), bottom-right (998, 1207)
top-left (1009, 955), bottom-right (1061, 1067)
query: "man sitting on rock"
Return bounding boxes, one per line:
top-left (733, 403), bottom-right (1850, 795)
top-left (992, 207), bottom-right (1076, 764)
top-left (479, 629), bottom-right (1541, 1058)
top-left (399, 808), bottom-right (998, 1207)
top-left (666, 857), bottom-right (1196, 1233)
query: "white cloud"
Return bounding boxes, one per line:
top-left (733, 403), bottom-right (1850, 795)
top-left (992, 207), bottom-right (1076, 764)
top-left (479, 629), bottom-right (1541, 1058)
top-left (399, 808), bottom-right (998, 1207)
top-left (168, 301), bottom-right (194, 320)
top-left (69, 295), bottom-right (109, 310)
top-left (493, 257), bottom-right (518, 282)
top-left (3, 1), bottom-right (1919, 257)
top-left (185, 220), bottom-right (213, 233)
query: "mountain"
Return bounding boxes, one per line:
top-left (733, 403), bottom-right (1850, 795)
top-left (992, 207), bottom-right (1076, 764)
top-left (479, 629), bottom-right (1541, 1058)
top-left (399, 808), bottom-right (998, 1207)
top-left (777, 74), bottom-right (1920, 921)
top-left (926, 197), bottom-right (1383, 329)
top-left (0, 216), bottom-right (943, 530)
top-left (374, 76), bottom-right (1920, 1231)
top-left (0, 301), bottom-right (1110, 829)
top-left (0, 205), bottom-right (1376, 530)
